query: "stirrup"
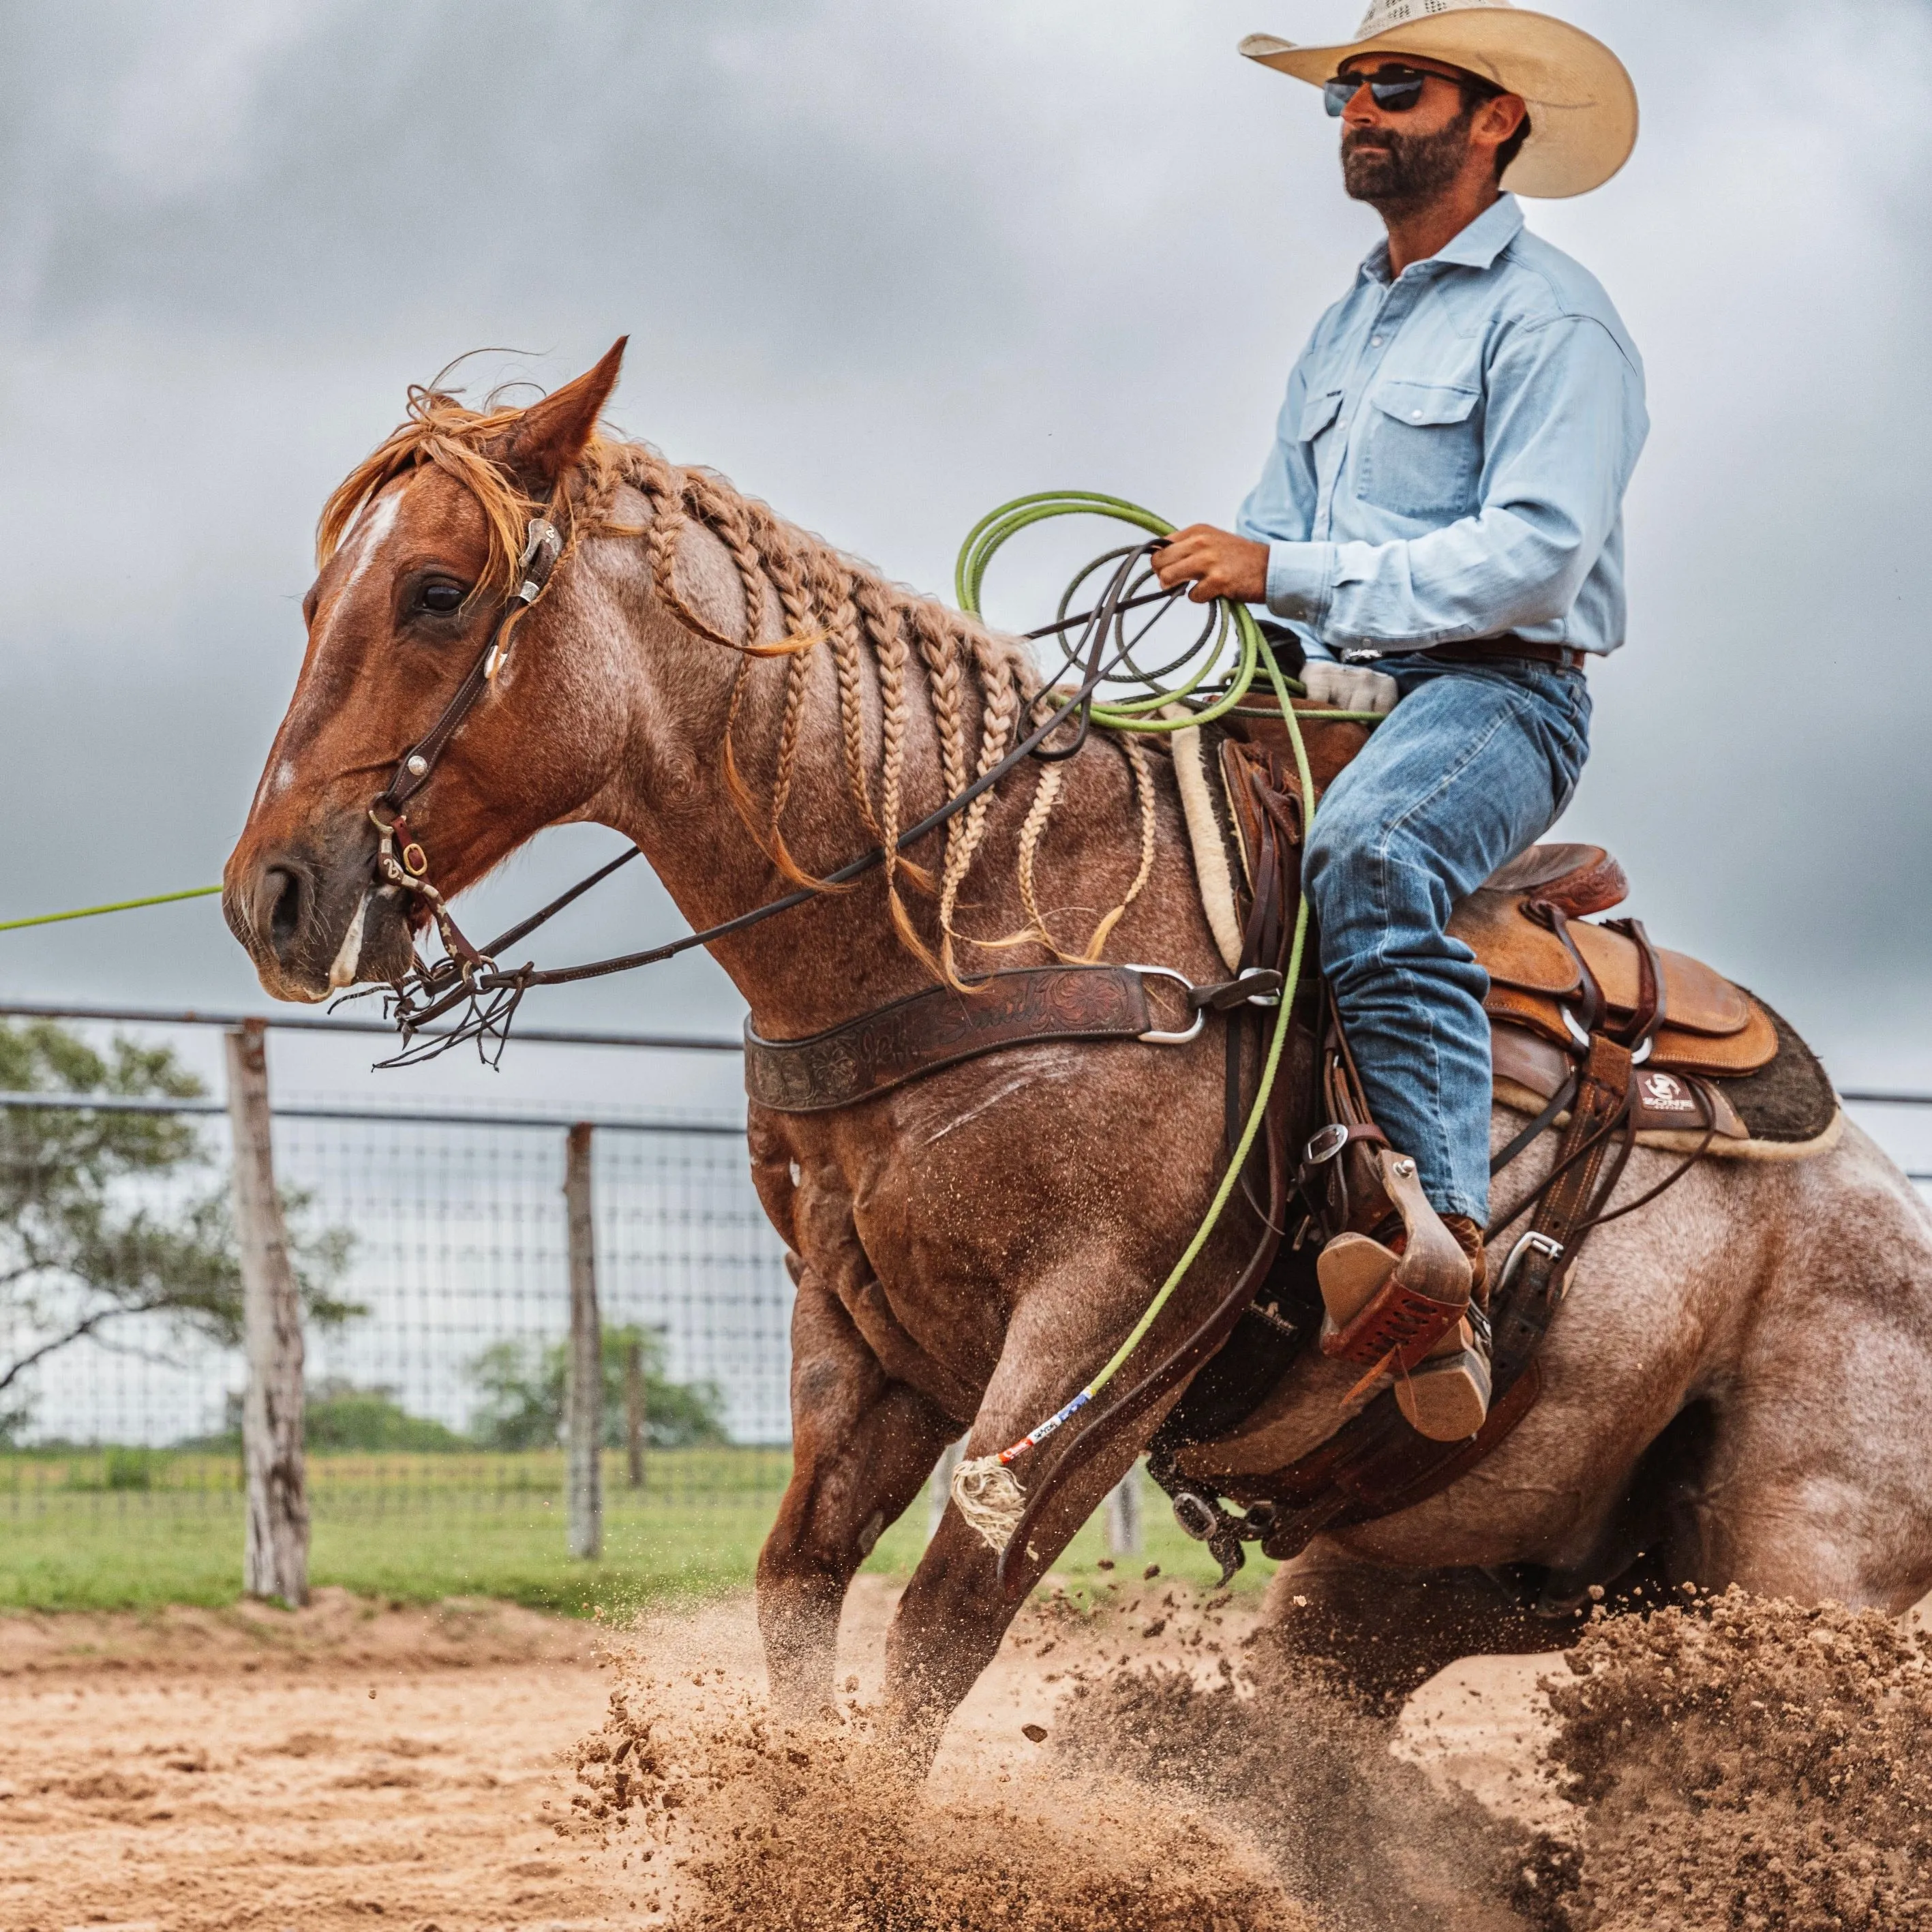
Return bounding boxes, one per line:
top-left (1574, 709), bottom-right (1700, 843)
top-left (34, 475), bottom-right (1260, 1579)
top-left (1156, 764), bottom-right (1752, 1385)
top-left (1316, 1150), bottom-right (1472, 1370)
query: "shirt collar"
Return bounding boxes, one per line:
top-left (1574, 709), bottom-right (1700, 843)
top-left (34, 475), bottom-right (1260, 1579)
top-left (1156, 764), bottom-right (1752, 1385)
top-left (1359, 194), bottom-right (1524, 284)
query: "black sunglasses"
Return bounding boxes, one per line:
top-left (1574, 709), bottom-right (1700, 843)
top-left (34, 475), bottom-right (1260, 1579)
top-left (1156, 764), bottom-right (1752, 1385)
top-left (1323, 65), bottom-right (1437, 116)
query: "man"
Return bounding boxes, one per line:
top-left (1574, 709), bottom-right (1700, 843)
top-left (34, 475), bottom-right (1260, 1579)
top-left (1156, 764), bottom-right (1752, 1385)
top-left (1152, 0), bottom-right (1647, 1439)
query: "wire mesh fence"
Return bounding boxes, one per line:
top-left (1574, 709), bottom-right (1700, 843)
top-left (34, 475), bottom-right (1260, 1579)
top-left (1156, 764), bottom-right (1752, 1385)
top-left (0, 1068), bottom-right (800, 1606)
top-left (3, 1002), bottom-right (1930, 1612)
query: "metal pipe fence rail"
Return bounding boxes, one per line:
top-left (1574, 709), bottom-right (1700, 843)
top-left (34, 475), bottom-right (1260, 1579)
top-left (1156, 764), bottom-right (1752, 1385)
top-left (1, 997), bottom-right (1928, 1610)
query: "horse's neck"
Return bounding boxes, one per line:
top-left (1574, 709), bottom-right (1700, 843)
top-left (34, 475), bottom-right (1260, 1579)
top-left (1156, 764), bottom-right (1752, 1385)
top-left (580, 528), bottom-right (1003, 1039)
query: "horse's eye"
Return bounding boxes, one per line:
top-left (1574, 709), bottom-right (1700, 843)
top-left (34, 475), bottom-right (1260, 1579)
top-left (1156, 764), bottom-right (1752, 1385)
top-left (417, 580), bottom-right (467, 616)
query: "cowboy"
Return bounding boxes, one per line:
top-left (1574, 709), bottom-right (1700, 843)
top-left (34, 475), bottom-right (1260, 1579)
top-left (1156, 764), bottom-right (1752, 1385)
top-left (1152, 0), bottom-right (1646, 1440)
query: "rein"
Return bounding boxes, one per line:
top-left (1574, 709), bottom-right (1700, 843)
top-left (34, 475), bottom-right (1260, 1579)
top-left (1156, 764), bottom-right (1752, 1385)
top-left (352, 498), bottom-right (1293, 1065)
top-left (327, 460), bottom-right (1720, 1589)
top-left (343, 475), bottom-right (1339, 1587)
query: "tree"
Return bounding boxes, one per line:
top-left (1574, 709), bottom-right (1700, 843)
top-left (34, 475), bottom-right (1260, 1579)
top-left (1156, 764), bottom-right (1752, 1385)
top-left (304, 1380), bottom-right (469, 1452)
top-left (199, 1378), bottom-right (470, 1453)
top-left (0, 1019), bottom-right (358, 1440)
top-left (467, 1324), bottom-right (728, 1451)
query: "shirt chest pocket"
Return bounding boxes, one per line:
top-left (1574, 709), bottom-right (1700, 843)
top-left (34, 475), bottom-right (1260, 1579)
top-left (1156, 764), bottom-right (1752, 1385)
top-left (1360, 379), bottom-right (1482, 521)
top-left (1297, 388), bottom-right (1345, 444)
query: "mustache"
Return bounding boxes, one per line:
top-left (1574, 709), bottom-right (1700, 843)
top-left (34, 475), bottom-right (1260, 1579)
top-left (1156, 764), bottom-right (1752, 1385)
top-left (1342, 128), bottom-right (1399, 155)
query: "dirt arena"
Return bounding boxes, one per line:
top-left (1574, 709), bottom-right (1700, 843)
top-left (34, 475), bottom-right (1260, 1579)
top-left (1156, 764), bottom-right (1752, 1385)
top-left (2, 1577), bottom-right (1927, 1931)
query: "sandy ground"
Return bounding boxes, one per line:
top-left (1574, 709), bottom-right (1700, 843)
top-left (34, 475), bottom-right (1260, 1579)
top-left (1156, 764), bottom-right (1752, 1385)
top-left (0, 1590), bottom-right (624, 1931)
top-left (0, 1578), bottom-right (1570, 1932)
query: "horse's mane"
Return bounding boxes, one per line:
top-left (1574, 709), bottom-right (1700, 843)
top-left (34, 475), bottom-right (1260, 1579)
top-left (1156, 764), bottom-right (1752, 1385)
top-left (318, 387), bottom-right (1152, 985)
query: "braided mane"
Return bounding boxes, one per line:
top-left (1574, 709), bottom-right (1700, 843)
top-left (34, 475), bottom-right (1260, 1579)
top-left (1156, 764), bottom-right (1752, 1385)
top-left (320, 387), bottom-right (1151, 986)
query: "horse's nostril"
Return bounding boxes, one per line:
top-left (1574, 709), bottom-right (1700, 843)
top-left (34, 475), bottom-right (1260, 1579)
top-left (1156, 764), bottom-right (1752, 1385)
top-left (262, 866), bottom-right (304, 958)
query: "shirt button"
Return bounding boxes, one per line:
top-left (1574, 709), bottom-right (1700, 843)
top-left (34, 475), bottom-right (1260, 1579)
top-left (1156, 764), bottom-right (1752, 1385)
top-left (1411, 408), bottom-right (1423, 419)
top-left (1372, 335), bottom-right (1384, 346)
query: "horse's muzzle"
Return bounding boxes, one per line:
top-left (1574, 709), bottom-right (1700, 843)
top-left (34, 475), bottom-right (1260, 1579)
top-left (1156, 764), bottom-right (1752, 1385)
top-left (224, 821), bottom-right (415, 1002)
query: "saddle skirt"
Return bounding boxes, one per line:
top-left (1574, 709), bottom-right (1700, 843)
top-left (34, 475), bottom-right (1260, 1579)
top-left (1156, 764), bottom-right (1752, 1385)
top-left (1175, 698), bottom-right (1828, 1154)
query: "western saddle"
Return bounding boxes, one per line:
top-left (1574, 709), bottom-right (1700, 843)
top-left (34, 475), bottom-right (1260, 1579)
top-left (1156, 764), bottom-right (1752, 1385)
top-left (1127, 697), bottom-right (1785, 1582)
top-left (740, 691), bottom-right (1792, 1587)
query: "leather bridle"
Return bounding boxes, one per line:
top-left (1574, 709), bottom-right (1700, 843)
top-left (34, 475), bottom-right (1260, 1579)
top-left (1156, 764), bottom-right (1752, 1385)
top-left (361, 512), bottom-right (564, 983)
top-left (346, 508), bottom-right (1232, 1065)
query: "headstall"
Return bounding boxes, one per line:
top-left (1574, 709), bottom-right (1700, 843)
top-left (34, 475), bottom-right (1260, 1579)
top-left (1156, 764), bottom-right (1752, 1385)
top-left (345, 508), bottom-right (1265, 1067)
top-left (363, 513), bottom-right (564, 986)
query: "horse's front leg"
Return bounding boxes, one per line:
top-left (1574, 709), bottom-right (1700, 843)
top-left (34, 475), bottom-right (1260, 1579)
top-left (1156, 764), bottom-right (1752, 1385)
top-left (879, 1264), bottom-right (1167, 1774)
top-left (758, 1265), bottom-right (957, 1717)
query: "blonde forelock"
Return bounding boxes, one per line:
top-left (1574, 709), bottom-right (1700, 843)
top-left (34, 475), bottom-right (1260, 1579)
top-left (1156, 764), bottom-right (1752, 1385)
top-left (315, 386), bottom-right (616, 597)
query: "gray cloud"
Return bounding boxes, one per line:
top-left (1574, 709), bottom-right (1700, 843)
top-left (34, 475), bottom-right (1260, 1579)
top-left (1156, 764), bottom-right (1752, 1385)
top-left (0, 0), bottom-right (1927, 1111)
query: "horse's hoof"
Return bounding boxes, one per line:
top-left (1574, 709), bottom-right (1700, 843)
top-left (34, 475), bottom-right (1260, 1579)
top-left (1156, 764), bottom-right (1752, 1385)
top-left (1395, 1323), bottom-right (1493, 1442)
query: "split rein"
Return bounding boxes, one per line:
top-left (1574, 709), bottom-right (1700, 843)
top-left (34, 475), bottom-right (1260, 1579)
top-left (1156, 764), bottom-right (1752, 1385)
top-left (346, 505), bottom-right (1263, 1066)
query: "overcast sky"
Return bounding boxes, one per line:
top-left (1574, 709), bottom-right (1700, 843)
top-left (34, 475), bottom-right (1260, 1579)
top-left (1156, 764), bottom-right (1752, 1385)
top-left (0, 0), bottom-right (1927, 1128)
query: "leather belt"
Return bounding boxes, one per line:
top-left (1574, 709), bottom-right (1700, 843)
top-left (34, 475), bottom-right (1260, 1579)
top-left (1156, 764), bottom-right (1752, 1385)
top-left (1344, 637), bottom-right (1587, 673)
top-left (1424, 637), bottom-right (1588, 672)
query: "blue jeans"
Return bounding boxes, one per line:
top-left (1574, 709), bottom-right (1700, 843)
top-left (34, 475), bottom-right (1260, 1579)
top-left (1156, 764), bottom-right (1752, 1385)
top-left (1302, 658), bottom-right (1593, 1223)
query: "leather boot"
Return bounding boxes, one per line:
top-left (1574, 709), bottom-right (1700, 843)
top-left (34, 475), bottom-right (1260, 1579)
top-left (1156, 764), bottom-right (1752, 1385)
top-left (1441, 1214), bottom-right (1489, 1306)
top-left (1395, 1213), bottom-right (1492, 1443)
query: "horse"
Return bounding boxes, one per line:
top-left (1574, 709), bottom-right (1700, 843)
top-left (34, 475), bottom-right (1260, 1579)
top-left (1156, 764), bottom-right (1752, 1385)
top-left (224, 342), bottom-right (1932, 1767)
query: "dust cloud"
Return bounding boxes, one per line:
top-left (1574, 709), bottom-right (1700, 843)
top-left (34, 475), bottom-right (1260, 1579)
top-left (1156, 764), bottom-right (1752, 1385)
top-left (1545, 1589), bottom-right (1932, 1929)
top-left (562, 1581), bottom-right (1931, 1931)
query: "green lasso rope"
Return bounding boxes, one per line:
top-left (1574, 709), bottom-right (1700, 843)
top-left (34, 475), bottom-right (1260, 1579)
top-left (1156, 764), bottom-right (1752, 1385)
top-left (0, 885), bottom-right (223, 934)
top-left (956, 489), bottom-right (1265, 729)
top-left (951, 492), bottom-right (1323, 1473)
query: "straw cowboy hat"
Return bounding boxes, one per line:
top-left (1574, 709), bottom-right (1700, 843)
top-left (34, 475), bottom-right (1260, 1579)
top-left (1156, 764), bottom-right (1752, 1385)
top-left (1241, 0), bottom-right (1637, 198)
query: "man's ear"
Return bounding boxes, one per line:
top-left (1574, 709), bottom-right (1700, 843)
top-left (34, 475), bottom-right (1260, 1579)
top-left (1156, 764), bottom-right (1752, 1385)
top-left (494, 337), bottom-right (627, 491)
top-left (1478, 91), bottom-right (1528, 152)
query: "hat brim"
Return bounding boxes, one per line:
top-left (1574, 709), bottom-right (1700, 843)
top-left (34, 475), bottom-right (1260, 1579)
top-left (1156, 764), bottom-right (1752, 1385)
top-left (1239, 12), bottom-right (1637, 198)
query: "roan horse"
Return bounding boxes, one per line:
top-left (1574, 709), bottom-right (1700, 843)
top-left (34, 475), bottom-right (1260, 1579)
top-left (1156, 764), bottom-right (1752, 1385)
top-left (226, 344), bottom-right (1932, 1766)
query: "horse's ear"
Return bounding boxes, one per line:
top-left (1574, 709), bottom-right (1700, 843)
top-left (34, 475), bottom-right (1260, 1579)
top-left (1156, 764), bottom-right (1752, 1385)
top-left (496, 337), bottom-right (627, 489)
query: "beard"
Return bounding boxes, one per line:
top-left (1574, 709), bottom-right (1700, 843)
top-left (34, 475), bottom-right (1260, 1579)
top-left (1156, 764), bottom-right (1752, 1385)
top-left (1342, 110), bottom-right (1475, 216)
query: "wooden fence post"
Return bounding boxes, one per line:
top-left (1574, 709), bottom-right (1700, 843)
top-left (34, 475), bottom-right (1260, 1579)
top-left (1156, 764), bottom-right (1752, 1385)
top-left (624, 1338), bottom-right (646, 1490)
top-left (225, 1021), bottom-right (308, 1605)
top-left (1104, 1463), bottom-right (1143, 1558)
top-left (564, 1123), bottom-right (602, 1560)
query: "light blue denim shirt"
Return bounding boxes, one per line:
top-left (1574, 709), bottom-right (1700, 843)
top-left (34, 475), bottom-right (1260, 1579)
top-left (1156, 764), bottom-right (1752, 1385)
top-left (1237, 195), bottom-right (1647, 659)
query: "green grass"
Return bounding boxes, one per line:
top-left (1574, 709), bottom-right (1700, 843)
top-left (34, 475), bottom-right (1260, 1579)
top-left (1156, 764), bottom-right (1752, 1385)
top-left (0, 1448), bottom-right (1266, 1614)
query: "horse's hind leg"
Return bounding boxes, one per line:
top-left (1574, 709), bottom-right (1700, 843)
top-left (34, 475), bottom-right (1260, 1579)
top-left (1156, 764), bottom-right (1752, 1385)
top-left (757, 1268), bottom-right (956, 1717)
top-left (1685, 1175), bottom-right (1932, 1613)
top-left (1688, 1421), bottom-right (1932, 1613)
